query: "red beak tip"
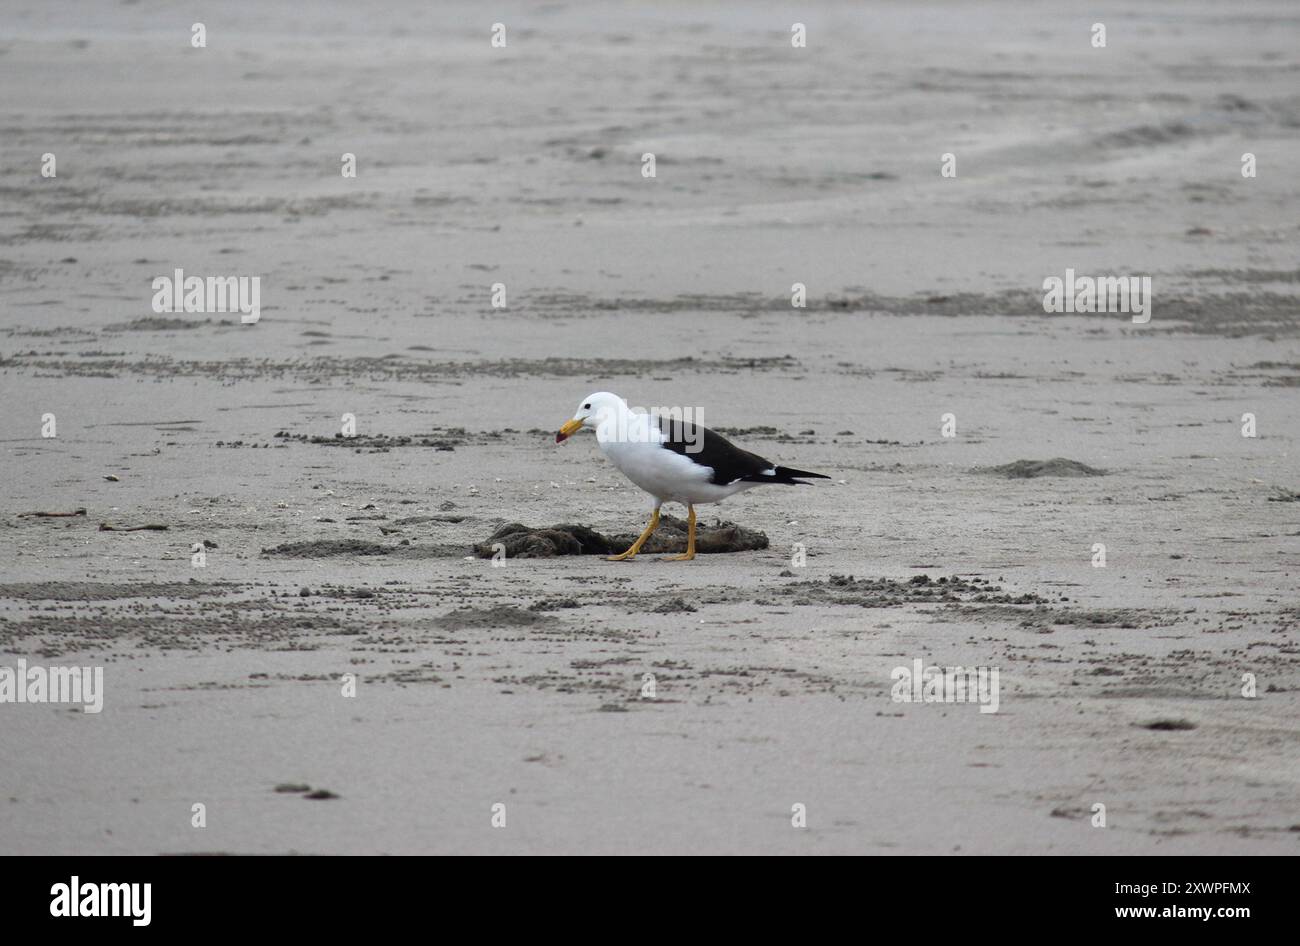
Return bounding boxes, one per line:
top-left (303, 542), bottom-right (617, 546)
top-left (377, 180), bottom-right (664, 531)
top-left (555, 431), bottom-right (567, 443)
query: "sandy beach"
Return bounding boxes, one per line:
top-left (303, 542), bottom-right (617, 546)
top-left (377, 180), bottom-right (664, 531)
top-left (1, 0), bottom-right (1298, 854)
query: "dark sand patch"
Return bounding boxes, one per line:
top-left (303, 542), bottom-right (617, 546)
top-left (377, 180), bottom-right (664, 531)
top-left (779, 574), bottom-right (1047, 608)
top-left (103, 317), bottom-right (205, 332)
top-left (0, 581), bottom-right (231, 601)
top-left (1187, 268), bottom-right (1300, 284)
top-left (532, 288), bottom-right (1300, 337)
top-left (945, 603), bottom-right (1179, 629)
top-left (713, 425), bottom-right (817, 444)
top-left (0, 352), bottom-right (807, 384)
top-left (1048, 608), bottom-right (1176, 628)
top-left (0, 605), bottom-right (352, 654)
top-left (528, 597), bottom-right (582, 612)
top-left (274, 428), bottom-right (498, 450)
top-left (260, 538), bottom-right (461, 559)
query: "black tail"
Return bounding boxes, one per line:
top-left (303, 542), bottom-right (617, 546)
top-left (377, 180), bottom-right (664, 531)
top-left (743, 465), bottom-right (831, 485)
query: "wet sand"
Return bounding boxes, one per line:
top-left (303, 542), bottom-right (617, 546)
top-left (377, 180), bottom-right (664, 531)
top-left (1, 1), bottom-right (1298, 854)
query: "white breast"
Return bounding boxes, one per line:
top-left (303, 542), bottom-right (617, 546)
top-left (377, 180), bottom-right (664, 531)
top-left (595, 413), bottom-right (754, 505)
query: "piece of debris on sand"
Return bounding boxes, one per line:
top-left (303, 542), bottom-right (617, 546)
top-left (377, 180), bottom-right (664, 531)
top-left (1137, 718), bottom-right (1197, 731)
top-left (974, 458), bottom-right (1107, 478)
top-left (474, 514), bottom-right (768, 558)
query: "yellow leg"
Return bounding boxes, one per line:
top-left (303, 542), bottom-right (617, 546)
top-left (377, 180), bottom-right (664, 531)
top-left (667, 505), bottom-right (697, 561)
top-left (608, 508), bottom-right (661, 561)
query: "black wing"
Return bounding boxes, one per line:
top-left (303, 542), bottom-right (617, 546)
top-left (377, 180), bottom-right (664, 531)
top-left (655, 415), bottom-right (828, 486)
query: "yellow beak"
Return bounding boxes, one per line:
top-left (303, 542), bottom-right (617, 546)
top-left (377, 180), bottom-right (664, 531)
top-left (555, 418), bottom-right (584, 443)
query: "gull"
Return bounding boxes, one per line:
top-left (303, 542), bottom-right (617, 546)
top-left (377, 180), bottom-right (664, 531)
top-left (555, 392), bottom-right (828, 561)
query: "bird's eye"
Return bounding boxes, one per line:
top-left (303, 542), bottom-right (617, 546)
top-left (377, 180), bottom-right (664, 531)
top-left (583, 403), bottom-right (591, 409)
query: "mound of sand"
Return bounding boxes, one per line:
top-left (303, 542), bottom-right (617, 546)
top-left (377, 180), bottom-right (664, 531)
top-left (975, 458), bottom-right (1107, 478)
top-left (433, 605), bottom-right (556, 629)
top-left (475, 514), bottom-right (768, 558)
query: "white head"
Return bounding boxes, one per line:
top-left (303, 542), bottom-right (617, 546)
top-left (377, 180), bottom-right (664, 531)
top-left (555, 391), bottom-right (627, 443)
